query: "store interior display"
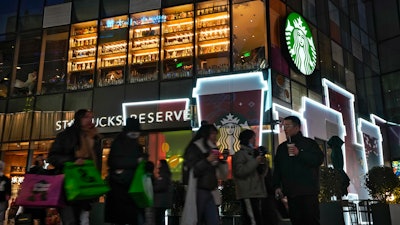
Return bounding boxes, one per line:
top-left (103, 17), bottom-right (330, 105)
top-left (129, 11), bottom-right (161, 83)
top-left (196, 3), bottom-right (230, 76)
top-left (97, 15), bottom-right (129, 87)
top-left (162, 5), bottom-right (194, 79)
top-left (67, 21), bottom-right (98, 90)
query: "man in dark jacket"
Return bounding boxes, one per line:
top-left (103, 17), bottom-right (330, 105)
top-left (272, 116), bottom-right (324, 225)
top-left (47, 109), bottom-right (102, 225)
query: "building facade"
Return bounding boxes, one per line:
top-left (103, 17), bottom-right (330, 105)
top-left (0, 0), bottom-right (398, 204)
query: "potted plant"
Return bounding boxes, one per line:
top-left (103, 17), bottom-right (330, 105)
top-left (319, 166), bottom-right (345, 225)
top-left (364, 166), bottom-right (400, 225)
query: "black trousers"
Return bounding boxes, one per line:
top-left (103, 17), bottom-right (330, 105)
top-left (287, 195), bottom-right (320, 225)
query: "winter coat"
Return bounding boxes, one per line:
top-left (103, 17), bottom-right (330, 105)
top-left (104, 132), bottom-right (145, 224)
top-left (184, 138), bottom-right (228, 190)
top-left (272, 132), bottom-right (324, 197)
top-left (47, 126), bottom-right (102, 173)
top-left (153, 173), bottom-right (173, 208)
top-left (232, 145), bottom-right (267, 199)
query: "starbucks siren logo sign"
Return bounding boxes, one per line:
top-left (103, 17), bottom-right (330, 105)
top-left (285, 12), bottom-right (317, 75)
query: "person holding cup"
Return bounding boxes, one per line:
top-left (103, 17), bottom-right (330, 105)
top-left (272, 116), bottom-right (324, 225)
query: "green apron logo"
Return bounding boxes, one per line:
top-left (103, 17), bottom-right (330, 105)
top-left (285, 12), bottom-right (317, 75)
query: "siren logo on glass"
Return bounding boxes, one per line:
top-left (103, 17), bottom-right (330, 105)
top-left (285, 12), bottom-right (317, 75)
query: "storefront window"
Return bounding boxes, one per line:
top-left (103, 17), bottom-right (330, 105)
top-left (42, 26), bottom-right (69, 94)
top-left (67, 21), bottom-right (98, 90)
top-left (0, 35), bottom-right (15, 98)
top-left (0, 1), bottom-right (18, 34)
top-left (13, 31), bottom-right (41, 97)
top-left (162, 4), bottom-right (194, 79)
top-left (232, 0), bottom-right (267, 72)
top-left (270, 0), bottom-right (289, 76)
top-left (72, 0), bottom-right (100, 23)
top-left (101, 0), bottom-right (129, 18)
top-left (18, 0), bottom-right (45, 31)
top-left (97, 15), bottom-right (128, 87)
top-left (129, 10), bottom-right (161, 83)
top-left (196, 0), bottom-right (230, 77)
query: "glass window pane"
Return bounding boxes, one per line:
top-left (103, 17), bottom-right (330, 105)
top-left (272, 72), bottom-right (291, 104)
top-left (68, 21), bottom-right (98, 90)
top-left (97, 15), bottom-right (128, 87)
top-left (0, 35), bottom-right (16, 98)
top-left (318, 31), bottom-right (333, 80)
top-left (101, 0), bottom-right (129, 18)
top-left (196, 0), bottom-right (230, 76)
top-left (270, 0), bottom-right (289, 76)
top-left (13, 31), bottom-right (41, 97)
top-left (0, 1), bottom-right (18, 34)
top-left (42, 26), bottom-right (69, 94)
top-left (162, 4), bottom-right (194, 79)
top-left (129, 10), bottom-right (161, 83)
top-left (302, 0), bottom-right (316, 25)
top-left (72, 0), bottom-right (99, 23)
top-left (130, 0), bottom-right (161, 13)
top-left (46, 0), bottom-right (72, 6)
top-left (19, 0), bottom-right (45, 31)
top-left (232, 0), bottom-right (267, 72)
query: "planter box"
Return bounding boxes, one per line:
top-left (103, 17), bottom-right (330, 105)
top-left (371, 203), bottom-right (400, 225)
top-left (320, 201), bottom-right (345, 225)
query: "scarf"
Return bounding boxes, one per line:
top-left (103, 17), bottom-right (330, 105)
top-left (75, 127), bottom-right (98, 167)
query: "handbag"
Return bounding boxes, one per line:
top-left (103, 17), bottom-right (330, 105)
top-left (128, 161), bottom-right (153, 208)
top-left (63, 160), bottom-right (110, 201)
top-left (15, 174), bottom-right (64, 207)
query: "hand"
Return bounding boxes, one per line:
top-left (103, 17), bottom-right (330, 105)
top-left (288, 144), bottom-right (299, 156)
top-left (222, 149), bottom-right (229, 160)
top-left (256, 155), bottom-right (266, 164)
top-left (207, 152), bottom-right (219, 163)
top-left (275, 188), bottom-right (284, 200)
top-left (74, 158), bottom-right (85, 165)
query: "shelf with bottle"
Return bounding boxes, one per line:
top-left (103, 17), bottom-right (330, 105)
top-left (132, 25), bottom-right (160, 38)
top-left (164, 32), bottom-right (193, 46)
top-left (165, 10), bottom-right (194, 22)
top-left (71, 47), bottom-right (97, 59)
top-left (132, 50), bottom-right (159, 65)
top-left (131, 37), bottom-right (159, 51)
top-left (196, 4), bottom-right (228, 17)
top-left (163, 19), bottom-right (194, 34)
top-left (67, 73), bottom-right (94, 91)
top-left (99, 55), bottom-right (126, 68)
top-left (199, 41), bottom-right (229, 55)
top-left (198, 26), bottom-right (229, 42)
top-left (164, 46), bottom-right (193, 59)
top-left (98, 69), bottom-right (125, 87)
top-left (197, 12), bottom-right (229, 28)
top-left (70, 60), bottom-right (95, 72)
top-left (198, 63), bottom-right (229, 76)
top-left (71, 35), bottom-right (97, 48)
top-left (99, 41), bottom-right (127, 56)
top-left (72, 26), bottom-right (97, 36)
top-left (129, 69), bottom-right (158, 83)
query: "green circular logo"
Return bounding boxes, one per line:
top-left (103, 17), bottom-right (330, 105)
top-left (285, 12), bottom-right (317, 75)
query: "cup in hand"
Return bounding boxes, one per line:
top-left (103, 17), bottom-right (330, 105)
top-left (287, 143), bottom-right (296, 156)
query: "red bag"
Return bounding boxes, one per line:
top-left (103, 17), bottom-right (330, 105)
top-left (15, 174), bottom-right (64, 207)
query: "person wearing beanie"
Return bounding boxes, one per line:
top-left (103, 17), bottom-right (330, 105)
top-left (105, 117), bottom-right (146, 225)
top-left (232, 129), bottom-right (268, 225)
top-left (47, 109), bottom-right (101, 225)
top-left (0, 161), bottom-right (11, 225)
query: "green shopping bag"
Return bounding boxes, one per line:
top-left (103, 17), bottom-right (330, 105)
top-left (128, 161), bottom-right (153, 208)
top-left (63, 160), bottom-right (110, 201)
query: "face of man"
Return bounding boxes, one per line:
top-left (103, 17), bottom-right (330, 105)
top-left (282, 119), bottom-right (300, 138)
top-left (81, 111), bottom-right (94, 129)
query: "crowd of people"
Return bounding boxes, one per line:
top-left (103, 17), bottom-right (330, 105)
top-left (1, 109), bottom-right (324, 225)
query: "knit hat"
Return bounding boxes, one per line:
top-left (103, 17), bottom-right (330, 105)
top-left (123, 118), bottom-right (141, 132)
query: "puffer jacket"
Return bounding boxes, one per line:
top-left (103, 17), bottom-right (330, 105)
top-left (232, 145), bottom-right (267, 199)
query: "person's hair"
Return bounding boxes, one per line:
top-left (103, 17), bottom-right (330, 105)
top-left (73, 109), bottom-right (91, 128)
top-left (184, 124), bottom-right (218, 154)
top-left (284, 115), bottom-right (301, 127)
top-left (239, 129), bottom-right (256, 146)
top-left (34, 154), bottom-right (44, 166)
top-left (158, 159), bottom-right (171, 177)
